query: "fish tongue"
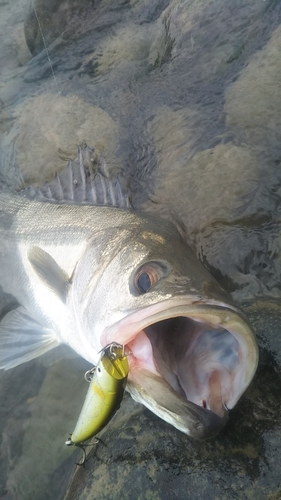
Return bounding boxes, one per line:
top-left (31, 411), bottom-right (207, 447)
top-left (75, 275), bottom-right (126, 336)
top-left (209, 370), bottom-right (225, 418)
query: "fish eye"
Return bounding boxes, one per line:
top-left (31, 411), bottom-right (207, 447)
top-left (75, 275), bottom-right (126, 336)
top-left (134, 263), bottom-right (162, 294)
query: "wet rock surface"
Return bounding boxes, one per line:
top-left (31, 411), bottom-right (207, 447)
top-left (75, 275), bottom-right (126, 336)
top-left (0, 354), bottom-right (90, 500)
top-left (0, 0), bottom-right (281, 498)
top-left (24, 0), bottom-right (94, 56)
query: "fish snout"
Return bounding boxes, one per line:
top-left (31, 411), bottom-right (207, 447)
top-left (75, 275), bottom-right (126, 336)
top-left (189, 404), bottom-right (229, 440)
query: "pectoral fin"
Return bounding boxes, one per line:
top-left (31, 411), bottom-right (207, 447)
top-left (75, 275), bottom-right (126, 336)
top-left (0, 307), bottom-right (60, 370)
top-left (28, 246), bottom-right (70, 302)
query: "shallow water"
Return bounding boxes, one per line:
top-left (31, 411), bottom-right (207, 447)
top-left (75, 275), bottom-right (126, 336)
top-left (0, 0), bottom-right (281, 498)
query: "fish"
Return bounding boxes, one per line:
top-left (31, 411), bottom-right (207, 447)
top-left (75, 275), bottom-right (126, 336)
top-left (66, 342), bottom-right (129, 446)
top-left (0, 144), bottom-right (259, 439)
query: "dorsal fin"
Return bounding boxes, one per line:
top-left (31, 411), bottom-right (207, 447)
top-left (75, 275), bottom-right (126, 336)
top-left (21, 144), bottom-right (132, 209)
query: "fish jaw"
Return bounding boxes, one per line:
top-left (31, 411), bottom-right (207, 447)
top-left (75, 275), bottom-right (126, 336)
top-left (126, 369), bottom-right (228, 439)
top-left (102, 297), bottom-right (258, 439)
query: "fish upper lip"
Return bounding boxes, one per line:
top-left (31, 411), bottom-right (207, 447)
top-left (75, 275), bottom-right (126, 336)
top-left (102, 296), bottom-right (242, 344)
top-left (102, 296), bottom-right (258, 439)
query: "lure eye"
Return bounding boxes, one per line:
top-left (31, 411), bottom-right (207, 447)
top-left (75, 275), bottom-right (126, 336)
top-left (134, 264), bottom-right (161, 294)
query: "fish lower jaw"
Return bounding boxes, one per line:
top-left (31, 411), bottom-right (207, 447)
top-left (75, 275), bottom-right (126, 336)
top-left (122, 330), bottom-right (237, 420)
top-left (123, 340), bottom-right (231, 439)
top-left (102, 301), bottom-right (258, 436)
top-left (127, 351), bottom-right (229, 420)
top-left (126, 366), bottom-right (229, 440)
top-left (125, 329), bottom-right (232, 425)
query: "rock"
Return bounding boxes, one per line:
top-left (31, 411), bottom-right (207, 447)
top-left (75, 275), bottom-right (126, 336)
top-left (2, 93), bottom-right (120, 186)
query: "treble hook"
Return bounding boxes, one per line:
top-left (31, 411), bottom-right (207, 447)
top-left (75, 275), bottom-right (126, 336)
top-left (65, 437), bottom-right (86, 466)
top-left (75, 443), bottom-right (87, 466)
top-left (65, 436), bottom-right (100, 466)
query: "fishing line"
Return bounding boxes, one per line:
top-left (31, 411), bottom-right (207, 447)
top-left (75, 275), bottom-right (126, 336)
top-left (30, 0), bottom-right (61, 96)
top-left (29, 2), bottom-right (123, 174)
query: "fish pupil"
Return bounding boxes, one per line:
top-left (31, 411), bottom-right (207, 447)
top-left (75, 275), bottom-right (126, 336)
top-left (137, 272), bottom-right (151, 293)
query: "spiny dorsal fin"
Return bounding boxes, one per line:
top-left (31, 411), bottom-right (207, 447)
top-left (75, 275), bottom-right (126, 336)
top-left (28, 246), bottom-right (70, 302)
top-left (21, 144), bottom-right (132, 208)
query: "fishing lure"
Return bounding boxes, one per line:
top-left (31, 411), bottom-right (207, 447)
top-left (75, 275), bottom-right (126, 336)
top-left (65, 343), bottom-right (129, 451)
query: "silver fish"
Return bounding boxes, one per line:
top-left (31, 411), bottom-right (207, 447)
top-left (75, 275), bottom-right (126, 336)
top-left (0, 145), bottom-right (258, 439)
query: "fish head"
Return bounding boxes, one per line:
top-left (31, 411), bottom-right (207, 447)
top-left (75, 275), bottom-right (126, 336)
top-left (70, 212), bottom-right (258, 439)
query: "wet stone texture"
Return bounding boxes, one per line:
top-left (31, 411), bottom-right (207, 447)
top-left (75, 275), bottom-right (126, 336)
top-left (0, 354), bottom-right (91, 500)
top-left (0, 0), bottom-right (281, 498)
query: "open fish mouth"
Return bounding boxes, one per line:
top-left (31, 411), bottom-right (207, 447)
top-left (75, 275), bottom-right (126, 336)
top-left (103, 298), bottom-right (258, 439)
